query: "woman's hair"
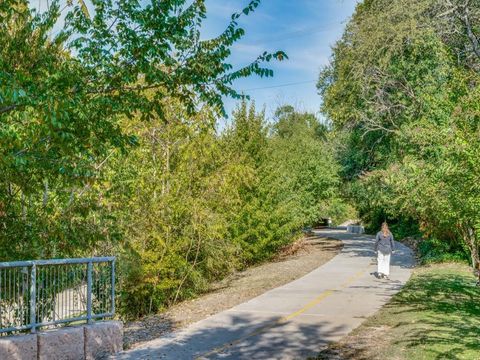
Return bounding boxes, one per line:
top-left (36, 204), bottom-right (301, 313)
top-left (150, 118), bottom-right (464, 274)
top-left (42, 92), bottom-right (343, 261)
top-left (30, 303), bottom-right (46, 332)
top-left (381, 222), bottom-right (390, 234)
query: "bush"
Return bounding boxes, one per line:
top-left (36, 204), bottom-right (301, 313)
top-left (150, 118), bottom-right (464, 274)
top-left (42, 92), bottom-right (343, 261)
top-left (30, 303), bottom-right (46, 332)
top-left (418, 237), bottom-right (469, 264)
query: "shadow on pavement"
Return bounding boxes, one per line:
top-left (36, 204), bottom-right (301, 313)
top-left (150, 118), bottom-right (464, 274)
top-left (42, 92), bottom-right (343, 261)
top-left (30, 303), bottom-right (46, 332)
top-left (118, 312), bottom-right (347, 359)
top-left (317, 269), bottom-right (480, 360)
top-left (119, 229), bottom-right (416, 360)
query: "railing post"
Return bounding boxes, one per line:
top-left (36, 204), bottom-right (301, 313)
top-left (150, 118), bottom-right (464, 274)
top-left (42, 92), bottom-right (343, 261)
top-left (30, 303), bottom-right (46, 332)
top-left (111, 259), bottom-right (115, 315)
top-left (87, 261), bottom-right (93, 324)
top-left (0, 257), bottom-right (115, 335)
top-left (30, 264), bottom-right (36, 333)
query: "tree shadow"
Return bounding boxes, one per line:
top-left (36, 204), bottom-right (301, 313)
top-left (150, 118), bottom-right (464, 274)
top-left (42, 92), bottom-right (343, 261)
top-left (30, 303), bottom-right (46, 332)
top-left (117, 312), bottom-right (348, 359)
top-left (389, 271), bottom-right (480, 359)
top-left (121, 230), bottom-right (417, 359)
top-left (317, 270), bottom-right (480, 360)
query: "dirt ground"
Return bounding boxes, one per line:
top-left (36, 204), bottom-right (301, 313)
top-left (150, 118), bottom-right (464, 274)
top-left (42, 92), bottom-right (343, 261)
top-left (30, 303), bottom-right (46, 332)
top-left (315, 325), bottom-right (393, 360)
top-left (124, 235), bottom-right (342, 349)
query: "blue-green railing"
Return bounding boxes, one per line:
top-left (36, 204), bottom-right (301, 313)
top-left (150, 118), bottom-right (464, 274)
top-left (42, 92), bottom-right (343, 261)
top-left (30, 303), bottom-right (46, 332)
top-left (0, 257), bottom-right (115, 334)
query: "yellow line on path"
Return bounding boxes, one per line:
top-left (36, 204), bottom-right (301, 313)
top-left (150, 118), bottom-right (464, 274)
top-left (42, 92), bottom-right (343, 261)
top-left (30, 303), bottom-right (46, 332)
top-left (195, 266), bottom-right (370, 359)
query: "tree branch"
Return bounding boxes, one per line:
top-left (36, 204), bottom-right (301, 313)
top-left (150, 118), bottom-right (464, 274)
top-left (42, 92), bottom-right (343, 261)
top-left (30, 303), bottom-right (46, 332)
top-left (0, 104), bottom-right (19, 115)
top-left (461, 6), bottom-right (480, 60)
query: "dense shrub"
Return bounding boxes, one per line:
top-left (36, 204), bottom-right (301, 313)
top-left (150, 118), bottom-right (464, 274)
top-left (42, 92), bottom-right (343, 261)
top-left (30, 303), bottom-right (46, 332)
top-left (111, 101), bottom-right (346, 318)
top-left (418, 238), bottom-right (469, 265)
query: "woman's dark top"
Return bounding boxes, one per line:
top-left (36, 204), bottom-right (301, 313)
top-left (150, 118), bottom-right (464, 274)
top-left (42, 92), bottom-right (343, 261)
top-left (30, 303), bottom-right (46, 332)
top-left (375, 231), bottom-right (395, 254)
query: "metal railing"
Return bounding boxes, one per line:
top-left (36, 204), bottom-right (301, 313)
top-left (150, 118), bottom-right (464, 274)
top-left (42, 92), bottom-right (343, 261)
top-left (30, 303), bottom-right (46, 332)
top-left (0, 257), bottom-right (115, 334)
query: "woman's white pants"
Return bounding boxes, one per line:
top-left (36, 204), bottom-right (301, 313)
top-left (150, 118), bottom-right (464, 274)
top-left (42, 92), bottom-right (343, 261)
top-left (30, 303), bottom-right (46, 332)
top-left (377, 251), bottom-right (391, 276)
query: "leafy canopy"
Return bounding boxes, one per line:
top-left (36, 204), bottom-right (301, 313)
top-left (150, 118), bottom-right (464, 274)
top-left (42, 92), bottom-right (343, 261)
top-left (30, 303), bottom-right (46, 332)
top-left (0, 0), bottom-right (287, 188)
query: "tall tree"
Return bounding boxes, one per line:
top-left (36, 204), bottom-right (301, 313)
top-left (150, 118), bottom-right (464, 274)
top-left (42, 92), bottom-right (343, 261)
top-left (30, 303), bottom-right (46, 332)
top-left (318, 0), bottom-right (480, 282)
top-left (110, 100), bottom-right (244, 317)
top-left (0, 0), bottom-right (285, 260)
top-left (222, 103), bottom-right (343, 262)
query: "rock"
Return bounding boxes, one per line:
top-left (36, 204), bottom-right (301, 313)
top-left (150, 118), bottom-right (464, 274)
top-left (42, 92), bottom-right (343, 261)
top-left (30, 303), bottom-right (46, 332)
top-left (0, 333), bottom-right (37, 360)
top-left (84, 321), bottom-right (123, 360)
top-left (38, 326), bottom-right (84, 360)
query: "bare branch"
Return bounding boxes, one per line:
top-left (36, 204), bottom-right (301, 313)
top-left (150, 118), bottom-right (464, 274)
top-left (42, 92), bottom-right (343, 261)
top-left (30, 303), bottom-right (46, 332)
top-left (0, 104), bottom-right (19, 115)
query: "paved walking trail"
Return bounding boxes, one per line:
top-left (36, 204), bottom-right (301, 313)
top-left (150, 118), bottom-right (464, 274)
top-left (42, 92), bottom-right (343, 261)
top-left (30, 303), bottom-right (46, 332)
top-left (116, 229), bottom-right (414, 359)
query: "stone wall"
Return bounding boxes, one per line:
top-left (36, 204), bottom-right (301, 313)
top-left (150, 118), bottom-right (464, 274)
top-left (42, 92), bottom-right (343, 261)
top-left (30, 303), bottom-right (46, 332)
top-left (0, 321), bottom-right (123, 360)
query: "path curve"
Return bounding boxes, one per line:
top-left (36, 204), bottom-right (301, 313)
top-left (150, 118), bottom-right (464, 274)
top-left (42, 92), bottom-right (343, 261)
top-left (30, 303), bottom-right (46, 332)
top-left (115, 229), bottom-right (414, 359)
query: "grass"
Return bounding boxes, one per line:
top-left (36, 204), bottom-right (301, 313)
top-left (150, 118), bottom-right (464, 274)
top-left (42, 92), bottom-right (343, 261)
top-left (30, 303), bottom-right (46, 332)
top-left (316, 263), bottom-right (480, 360)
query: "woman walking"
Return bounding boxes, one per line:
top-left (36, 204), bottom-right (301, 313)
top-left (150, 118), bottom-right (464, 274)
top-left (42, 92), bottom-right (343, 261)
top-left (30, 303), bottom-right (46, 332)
top-left (375, 222), bottom-right (395, 279)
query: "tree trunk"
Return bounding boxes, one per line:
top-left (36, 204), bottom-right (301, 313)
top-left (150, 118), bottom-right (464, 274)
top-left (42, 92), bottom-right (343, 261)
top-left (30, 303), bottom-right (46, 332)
top-left (43, 180), bottom-right (49, 207)
top-left (461, 224), bottom-right (480, 285)
top-left (21, 191), bottom-right (26, 220)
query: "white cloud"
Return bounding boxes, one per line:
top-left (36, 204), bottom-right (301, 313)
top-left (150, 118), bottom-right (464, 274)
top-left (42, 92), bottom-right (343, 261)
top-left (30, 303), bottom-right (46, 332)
top-left (207, 2), bottom-right (239, 17)
top-left (206, 0), bottom-right (274, 22)
top-left (275, 47), bottom-right (330, 73)
top-left (232, 43), bottom-right (265, 56)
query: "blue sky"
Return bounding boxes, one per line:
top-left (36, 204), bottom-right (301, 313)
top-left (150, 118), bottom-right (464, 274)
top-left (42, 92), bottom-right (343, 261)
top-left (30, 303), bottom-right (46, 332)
top-left (202, 0), bottom-right (358, 119)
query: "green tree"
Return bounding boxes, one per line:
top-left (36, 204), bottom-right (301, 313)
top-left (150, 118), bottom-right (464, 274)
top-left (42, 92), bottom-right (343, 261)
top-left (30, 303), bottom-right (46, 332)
top-left (221, 101), bottom-right (270, 263)
top-left (268, 105), bottom-right (339, 228)
top-left (223, 103), bottom-right (344, 263)
top-left (109, 100), bottom-right (246, 317)
top-left (319, 0), bottom-right (480, 281)
top-left (0, 0), bottom-right (286, 260)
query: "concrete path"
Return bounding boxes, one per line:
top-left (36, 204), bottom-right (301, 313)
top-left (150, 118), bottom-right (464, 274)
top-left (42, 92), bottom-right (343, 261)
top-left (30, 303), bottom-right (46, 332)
top-left (116, 229), bottom-right (414, 360)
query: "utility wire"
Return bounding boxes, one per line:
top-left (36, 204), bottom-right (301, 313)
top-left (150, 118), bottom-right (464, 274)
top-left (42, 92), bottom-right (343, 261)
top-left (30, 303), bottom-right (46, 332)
top-left (244, 21), bottom-right (342, 45)
top-left (240, 80), bottom-right (317, 92)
